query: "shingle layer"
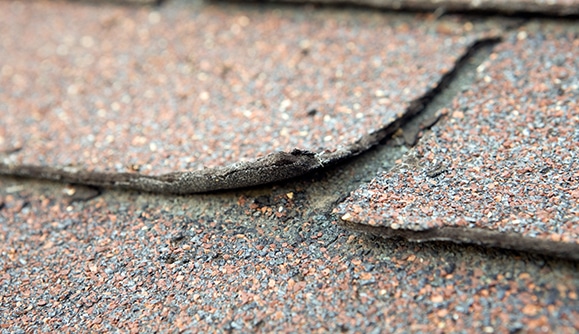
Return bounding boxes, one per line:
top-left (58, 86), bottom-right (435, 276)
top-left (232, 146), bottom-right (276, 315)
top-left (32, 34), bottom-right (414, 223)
top-left (1, 177), bottom-right (578, 332)
top-left (0, 0), bottom-right (500, 192)
top-left (336, 22), bottom-right (579, 256)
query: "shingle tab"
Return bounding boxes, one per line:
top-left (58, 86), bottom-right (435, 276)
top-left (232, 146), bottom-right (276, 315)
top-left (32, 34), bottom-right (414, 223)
top-left (336, 22), bottom-right (579, 256)
top-left (0, 0), bottom-right (500, 192)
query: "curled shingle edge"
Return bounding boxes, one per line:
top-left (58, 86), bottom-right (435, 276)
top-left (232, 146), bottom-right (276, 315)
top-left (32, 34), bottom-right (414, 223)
top-left (0, 149), bottom-right (322, 194)
top-left (246, 0), bottom-right (579, 16)
top-left (341, 221), bottom-right (579, 261)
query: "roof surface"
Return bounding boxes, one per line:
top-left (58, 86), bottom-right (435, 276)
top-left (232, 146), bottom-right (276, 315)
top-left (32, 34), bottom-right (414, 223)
top-left (0, 0), bottom-right (578, 332)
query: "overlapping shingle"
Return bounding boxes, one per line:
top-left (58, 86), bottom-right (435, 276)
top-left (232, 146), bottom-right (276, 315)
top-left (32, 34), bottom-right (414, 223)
top-left (0, 0), bottom-right (501, 192)
top-left (336, 22), bottom-right (579, 258)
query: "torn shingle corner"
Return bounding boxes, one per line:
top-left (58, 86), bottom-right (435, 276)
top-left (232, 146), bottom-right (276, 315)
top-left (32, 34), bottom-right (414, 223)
top-left (335, 22), bottom-right (579, 260)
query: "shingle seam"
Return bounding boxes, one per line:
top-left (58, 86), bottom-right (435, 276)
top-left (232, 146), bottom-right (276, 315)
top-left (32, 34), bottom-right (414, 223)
top-left (316, 36), bottom-right (502, 165)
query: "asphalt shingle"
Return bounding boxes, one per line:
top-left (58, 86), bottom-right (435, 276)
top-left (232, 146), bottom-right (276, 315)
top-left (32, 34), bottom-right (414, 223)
top-left (1, 0), bottom-right (578, 332)
top-left (0, 0), bottom-right (501, 193)
top-left (1, 177), bottom-right (578, 332)
top-left (336, 22), bottom-right (579, 259)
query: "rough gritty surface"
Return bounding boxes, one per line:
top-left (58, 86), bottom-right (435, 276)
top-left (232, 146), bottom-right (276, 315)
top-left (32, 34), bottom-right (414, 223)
top-left (0, 0), bottom-right (500, 186)
top-left (336, 23), bottom-right (579, 255)
top-left (262, 0), bottom-right (579, 16)
top-left (2, 0), bottom-right (579, 332)
top-left (1, 177), bottom-right (578, 332)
